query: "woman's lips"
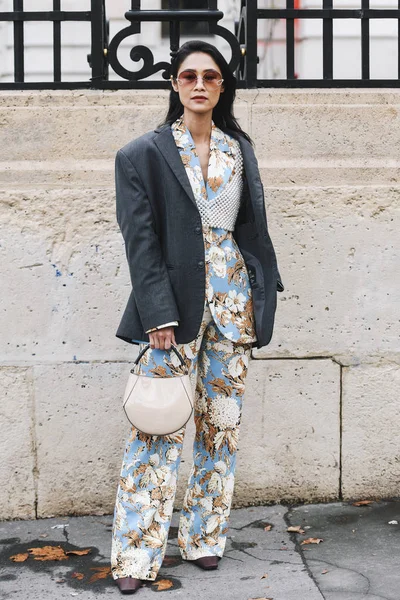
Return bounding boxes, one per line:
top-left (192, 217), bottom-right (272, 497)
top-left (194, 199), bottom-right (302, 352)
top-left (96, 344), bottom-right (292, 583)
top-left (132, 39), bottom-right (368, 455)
top-left (192, 97), bottom-right (207, 101)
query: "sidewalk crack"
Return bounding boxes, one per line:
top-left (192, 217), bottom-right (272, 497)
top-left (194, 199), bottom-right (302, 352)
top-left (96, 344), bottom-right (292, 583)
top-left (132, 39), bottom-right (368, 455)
top-left (283, 505), bottom-right (327, 599)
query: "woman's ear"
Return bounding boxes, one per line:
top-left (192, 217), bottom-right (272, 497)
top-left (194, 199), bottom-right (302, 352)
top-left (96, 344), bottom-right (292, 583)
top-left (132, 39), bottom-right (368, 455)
top-left (170, 75), bottom-right (178, 93)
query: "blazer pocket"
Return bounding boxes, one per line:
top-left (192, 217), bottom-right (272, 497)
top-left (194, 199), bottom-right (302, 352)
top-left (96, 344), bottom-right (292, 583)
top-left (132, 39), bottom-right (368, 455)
top-left (239, 247), bottom-right (265, 292)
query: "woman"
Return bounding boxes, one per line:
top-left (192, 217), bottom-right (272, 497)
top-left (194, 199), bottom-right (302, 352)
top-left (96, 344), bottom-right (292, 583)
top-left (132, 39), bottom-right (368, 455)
top-left (111, 40), bottom-right (284, 594)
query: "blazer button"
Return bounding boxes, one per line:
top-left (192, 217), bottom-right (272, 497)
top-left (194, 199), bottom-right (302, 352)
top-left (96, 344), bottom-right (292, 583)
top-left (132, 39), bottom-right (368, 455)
top-left (195, 225), bottom-right (201, 234)
top-left (197, 260), bottom-right (204, 268)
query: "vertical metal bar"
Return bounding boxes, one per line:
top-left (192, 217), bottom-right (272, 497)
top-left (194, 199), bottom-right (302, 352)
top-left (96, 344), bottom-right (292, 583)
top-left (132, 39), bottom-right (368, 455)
top-left (102, 0), bottom-right (109, 81)
top-left (53, 0), bottom-right (61, 83)
top-left (398, 0), bottom-right (400, 79)
top-left (90, 0), bottom-right (104, 84)
top-left (322, 0), bottom-right (333, 78)
top-left (13, 0), bottom-right (24, 83)
top-left (286, 0), bottom-right (295, 79)
top-left (246, 0), bottom-right (258, 87)
top-left (169, 0), bottom-right (180, 66)
top-left (361, 0), bottom-right (370, 79)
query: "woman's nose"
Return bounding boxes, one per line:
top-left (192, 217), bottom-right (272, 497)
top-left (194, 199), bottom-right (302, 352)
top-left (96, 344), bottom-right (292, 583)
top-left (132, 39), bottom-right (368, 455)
top-left (193, 76), bottom-right (206, 91)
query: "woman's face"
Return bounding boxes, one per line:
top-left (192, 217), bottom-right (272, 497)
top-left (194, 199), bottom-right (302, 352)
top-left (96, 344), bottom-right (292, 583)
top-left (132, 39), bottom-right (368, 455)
top-left (171, 51), bottom-right (225, 116)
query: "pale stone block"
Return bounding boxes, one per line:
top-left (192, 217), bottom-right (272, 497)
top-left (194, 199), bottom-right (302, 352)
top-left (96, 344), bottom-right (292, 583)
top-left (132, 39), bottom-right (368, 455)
top-left (0, 103), bottom-right (164, 162)
top-left (251, 93), bottom-right (400, 163)
top-left (34, 362), bottom-right (131, 517)
top-left (0, 367), bottom-right (36, 519)
top-left (254, 185), bottom-right (400, 364)
top-left (342, 363), bottom-right (400, 499)
top-left (235, 358), bottom-right (341, 503)
top-left (0, 189), bottom-right (133, 362)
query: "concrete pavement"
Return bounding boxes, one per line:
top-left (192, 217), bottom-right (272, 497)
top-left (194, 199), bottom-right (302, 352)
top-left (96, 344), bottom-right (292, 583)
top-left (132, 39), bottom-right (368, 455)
top-left (0, 500), bottom-right (399, 600)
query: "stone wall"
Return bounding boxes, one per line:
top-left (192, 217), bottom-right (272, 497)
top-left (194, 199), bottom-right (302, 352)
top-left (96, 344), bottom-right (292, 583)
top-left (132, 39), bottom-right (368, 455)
top-left (0, 89), bottom-right (399, 520)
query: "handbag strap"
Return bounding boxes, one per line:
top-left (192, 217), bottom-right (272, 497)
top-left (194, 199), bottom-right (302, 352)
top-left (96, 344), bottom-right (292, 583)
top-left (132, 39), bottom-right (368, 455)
top-left (131, 343), bottom-right (188, 374)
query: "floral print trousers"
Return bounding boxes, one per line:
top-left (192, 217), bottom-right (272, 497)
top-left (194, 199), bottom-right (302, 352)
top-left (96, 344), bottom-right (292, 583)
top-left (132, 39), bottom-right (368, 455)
top-left (110, 297), bottom-right (253, 581)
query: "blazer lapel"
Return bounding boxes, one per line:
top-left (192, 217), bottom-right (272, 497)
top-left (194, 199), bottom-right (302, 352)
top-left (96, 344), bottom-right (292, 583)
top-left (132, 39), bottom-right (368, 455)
top-left (169, 116), bottom-right (235, 204)
top-left (232, 131), bottom-right (265, 219)
top-left (153, 124), bottom-right (197, 207)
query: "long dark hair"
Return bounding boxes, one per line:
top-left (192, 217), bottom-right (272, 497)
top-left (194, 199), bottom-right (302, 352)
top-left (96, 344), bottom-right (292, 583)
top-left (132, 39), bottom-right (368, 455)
top-left (157, 40), bottom-right (254, 146)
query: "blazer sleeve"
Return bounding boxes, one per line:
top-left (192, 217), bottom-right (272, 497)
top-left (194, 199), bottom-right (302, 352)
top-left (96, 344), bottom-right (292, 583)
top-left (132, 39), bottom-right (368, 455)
top-left (115, 149), bottom-right (180, 332)
top-left (260, 182), bottom-right (285, 292)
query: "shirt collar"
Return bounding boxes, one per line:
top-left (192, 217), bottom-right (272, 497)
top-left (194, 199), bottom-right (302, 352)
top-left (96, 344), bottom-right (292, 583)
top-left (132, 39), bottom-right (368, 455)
top-left (171, 114), bottom-right (231, 153)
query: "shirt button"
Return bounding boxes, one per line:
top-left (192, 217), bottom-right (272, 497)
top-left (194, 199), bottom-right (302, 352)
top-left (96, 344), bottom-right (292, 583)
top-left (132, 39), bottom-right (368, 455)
top-left (197, 260), bottom-right (204, 268)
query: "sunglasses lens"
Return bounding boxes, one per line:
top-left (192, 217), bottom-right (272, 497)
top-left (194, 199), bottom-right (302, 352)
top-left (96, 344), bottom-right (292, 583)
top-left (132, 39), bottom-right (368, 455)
top-left (203, 73), bottom-right (220, 86)
top-left (179, 72), bottom-right (197, 85)
top-left (177, 71), bottom-right (222, 88)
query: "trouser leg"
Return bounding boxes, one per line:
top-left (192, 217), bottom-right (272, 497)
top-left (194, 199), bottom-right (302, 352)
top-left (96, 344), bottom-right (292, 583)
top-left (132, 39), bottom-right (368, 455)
top-left (111, 421), bottom-right (186, 580)
top-left (111, 304), bottom-right (211, 581)
top-left (178, 317), bottom-right (252, 560)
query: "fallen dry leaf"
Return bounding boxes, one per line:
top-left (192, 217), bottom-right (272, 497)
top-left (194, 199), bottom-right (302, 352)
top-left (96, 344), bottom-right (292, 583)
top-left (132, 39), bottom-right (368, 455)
top-left (65, 549), bottom-right (91, 557)
top-left (287, 525), bottom-right (306, 534)
top-left (321, 569), bottom-right (328, 574)
top-left (261, 573), bottom-right (269, 579)
top-left (55, 578), bottom-right (65, 584)
top-left (152, 579), bottom-right (174, 591)
top-left (71, 572), bottom-right (85, 580)
top-left (39, 533), bottom-right (48, 538)
top-left (263, 524), bottom-right (272, 531)
top-left (9, 553), bottom-right (29, 562)
top-left (88, 566), bottom-right (112, 584)
top-left (27, 546), bottom-right (69, 561)
top-left (352, 500), bottom-right (374, 506)
top-left (301, 537), bottom-right (323, 545)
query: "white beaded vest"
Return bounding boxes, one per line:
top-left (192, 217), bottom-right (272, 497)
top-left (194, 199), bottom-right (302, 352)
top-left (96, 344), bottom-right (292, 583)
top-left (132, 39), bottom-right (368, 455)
top-left (196, 144), bottom-right (244, 231)
top-left (171, 116), bottom-right (244, 232)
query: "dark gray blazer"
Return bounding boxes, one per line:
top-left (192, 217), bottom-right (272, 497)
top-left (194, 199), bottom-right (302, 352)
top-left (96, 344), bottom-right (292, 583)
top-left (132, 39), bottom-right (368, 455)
top-left (115, 122), bottom-right (284, 350)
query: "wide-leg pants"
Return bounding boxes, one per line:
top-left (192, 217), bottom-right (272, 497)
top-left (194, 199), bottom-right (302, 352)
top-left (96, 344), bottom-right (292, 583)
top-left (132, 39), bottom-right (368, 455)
top-left (110, 297), bottom-right (252, 581)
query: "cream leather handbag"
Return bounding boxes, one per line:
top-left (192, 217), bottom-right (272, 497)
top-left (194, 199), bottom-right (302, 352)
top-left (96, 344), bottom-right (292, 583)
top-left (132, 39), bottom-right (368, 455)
top-left (123, 344), bottom-right (194, 436)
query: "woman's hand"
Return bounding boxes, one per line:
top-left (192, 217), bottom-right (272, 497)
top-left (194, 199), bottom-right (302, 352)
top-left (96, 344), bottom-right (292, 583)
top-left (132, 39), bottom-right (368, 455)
top-left (148, 326), bottom-right (177, 350)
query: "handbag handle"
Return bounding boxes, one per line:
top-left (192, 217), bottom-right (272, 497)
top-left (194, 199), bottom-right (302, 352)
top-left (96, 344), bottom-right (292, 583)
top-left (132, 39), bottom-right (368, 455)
top-left (131, 343), bottom-right (188, 374)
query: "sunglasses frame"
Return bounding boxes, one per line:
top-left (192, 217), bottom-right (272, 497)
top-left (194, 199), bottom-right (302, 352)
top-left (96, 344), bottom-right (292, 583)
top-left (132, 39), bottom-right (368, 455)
top-left (170, 71), bottom-right (224, 89)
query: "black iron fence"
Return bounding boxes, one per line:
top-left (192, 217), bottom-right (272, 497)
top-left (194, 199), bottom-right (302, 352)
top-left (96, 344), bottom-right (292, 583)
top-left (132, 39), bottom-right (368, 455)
top-left (0, 0), bottom-right (400, 89)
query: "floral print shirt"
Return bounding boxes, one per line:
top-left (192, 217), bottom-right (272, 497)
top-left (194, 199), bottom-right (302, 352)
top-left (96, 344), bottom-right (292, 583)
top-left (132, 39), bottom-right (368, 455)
top-left (171, 116), bottom-right (257, 344)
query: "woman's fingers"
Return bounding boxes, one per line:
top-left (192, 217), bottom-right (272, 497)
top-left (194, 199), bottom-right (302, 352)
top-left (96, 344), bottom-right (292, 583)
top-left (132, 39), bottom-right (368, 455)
top-left (148, 327), bottom-right (175, 350)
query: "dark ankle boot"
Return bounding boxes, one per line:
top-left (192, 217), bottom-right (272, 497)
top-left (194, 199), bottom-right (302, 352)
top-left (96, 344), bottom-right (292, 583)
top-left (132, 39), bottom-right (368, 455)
top-left (189, 556), bottom-right (220, 570)
top-left (115, 576), bottom-right (144, 594)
